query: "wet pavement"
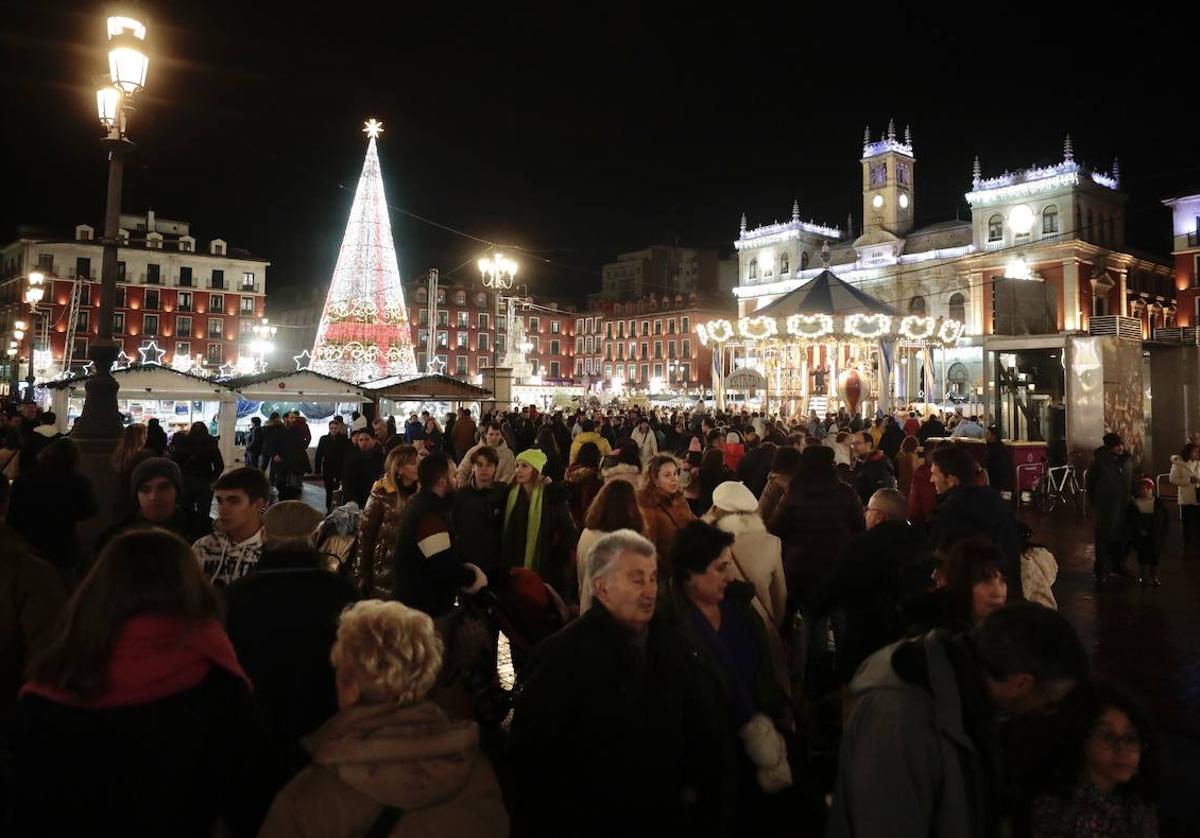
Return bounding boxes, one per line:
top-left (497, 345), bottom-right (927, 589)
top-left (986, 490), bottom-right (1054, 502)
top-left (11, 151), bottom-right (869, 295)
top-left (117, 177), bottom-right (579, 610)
top-left (1019, 503), bottom-right (1200, 832)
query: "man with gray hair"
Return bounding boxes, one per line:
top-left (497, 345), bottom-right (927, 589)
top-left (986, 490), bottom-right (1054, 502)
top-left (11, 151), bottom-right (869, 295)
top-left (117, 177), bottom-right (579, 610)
top-left (510, 529), bottom-right (699, 834)
top-left (814, 488), bottom-right (935, 684)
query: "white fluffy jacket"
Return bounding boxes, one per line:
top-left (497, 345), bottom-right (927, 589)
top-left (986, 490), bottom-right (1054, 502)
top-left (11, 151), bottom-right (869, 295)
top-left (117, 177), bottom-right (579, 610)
top-left (1169, 455), bottom-right (1200, 506)
top-left (708, 511), bottom-right (788, 628)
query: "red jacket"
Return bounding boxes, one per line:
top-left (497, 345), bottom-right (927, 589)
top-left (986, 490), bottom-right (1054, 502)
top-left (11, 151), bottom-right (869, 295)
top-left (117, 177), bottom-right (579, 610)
top-left (903, 418), bottom-right (921, 437)
top-left (907, 461), bottom-right (938, 526)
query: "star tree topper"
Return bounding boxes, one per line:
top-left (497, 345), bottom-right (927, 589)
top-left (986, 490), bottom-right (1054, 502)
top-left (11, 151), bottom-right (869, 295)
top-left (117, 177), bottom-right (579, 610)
top-left (363, 118), bottom-right (384, 139)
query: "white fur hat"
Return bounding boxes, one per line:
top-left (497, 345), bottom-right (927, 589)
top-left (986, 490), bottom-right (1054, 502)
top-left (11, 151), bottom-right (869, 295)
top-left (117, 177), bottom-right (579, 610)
top-left (712, 480), bottom-right (757, 513)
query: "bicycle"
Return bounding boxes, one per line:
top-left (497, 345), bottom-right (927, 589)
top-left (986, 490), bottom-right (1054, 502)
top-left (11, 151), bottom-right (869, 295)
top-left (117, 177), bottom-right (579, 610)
top-left (1031, 456), bottom-right (1085, 514)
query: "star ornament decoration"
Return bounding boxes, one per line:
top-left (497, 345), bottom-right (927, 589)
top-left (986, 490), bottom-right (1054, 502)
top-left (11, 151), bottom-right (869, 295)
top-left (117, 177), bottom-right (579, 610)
top-left (363, 118), bottom-right (384, 140)
top-left (82, 360), bottom-right (96, 376)
top-left (293, 349), bottom-right (312, 371)
top-left (138, 341), bottom-right (167, 365)
top-left (217, 362), bottom-right (237, 379)
top-left (113, 350), bottom-right (132, 371)
top-left (428, 356), bottom-right (447, 375)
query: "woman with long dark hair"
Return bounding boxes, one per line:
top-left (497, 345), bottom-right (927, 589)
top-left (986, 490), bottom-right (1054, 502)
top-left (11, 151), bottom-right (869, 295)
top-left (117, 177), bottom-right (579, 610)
top-left (907, 537), bottom-right (1009, 634)
top-left (564, 441), bottom-right (603, 527)
top-left (8, 529), bottom-right (282, 835)
top-left (110, 423), bottom-right (153, 520)
top-left (576, 480), bottom-right (646, 612)
top-left (8, 438), bottom-right (98, 581)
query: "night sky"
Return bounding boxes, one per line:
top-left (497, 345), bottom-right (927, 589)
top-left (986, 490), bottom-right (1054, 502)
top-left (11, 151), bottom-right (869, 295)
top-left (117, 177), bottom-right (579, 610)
top-left (1, 3), bottom-right (1188, 300)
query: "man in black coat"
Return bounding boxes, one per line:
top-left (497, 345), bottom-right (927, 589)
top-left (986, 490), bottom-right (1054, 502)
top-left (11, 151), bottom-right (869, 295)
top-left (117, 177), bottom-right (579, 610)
top-left (340, 428), bottom-right (385, 509)
top-left (313, 419), bottom-right (354, 511)
top-left (224, 501), bottom-right (358, 775)
top-left (1086, 432), bottom-right (1134, 581)
top-left (929, 444), bottom-right (1024, 597)
top-left (918, 412), bottom-right (947, 443)
top-left (451, 445), bottom-right (507, 584)
top-left (878, 416), bottom-right (906, 461)
top-left (983, 425), bottom-right (1013, 493)
top-left (509, 529), bottom-right (705, 837)
top-left (814, 488), bottom-right (935, 683)
top-left (851, 431), bottom-right (897, 507)
top-left (96, 458), bottom-right (213, 551)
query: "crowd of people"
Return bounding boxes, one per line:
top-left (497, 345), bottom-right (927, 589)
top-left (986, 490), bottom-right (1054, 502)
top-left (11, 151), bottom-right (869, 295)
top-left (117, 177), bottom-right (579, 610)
top-left (0, 395), bottom-right (1172, 836)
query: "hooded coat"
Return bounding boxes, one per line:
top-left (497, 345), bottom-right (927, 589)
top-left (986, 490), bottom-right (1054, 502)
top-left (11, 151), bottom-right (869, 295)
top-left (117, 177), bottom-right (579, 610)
top-left (259, 701), bottom-right (507, 838)
top-left (708, 511), bottom-right (787, 629)
top-left (1168, 453), bottom-right (1200, 506)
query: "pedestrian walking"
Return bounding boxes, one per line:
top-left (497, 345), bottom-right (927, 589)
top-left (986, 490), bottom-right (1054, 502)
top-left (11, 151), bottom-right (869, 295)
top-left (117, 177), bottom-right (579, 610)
top-left (638, 454), bottom-right (696, 577)
top-left (1128, 477), bottom-right (1169, 586)
top-left (1086, 433), bottom-right (1134, 583)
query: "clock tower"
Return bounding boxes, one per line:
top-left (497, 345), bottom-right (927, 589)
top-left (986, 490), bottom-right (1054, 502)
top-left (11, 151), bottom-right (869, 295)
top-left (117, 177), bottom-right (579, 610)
top-left (860, 119), bottom-right (915, 237)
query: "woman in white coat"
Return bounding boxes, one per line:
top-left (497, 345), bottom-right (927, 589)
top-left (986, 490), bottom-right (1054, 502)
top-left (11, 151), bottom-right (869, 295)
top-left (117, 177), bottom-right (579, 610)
top-left (701, 481), bottom-right (787, 629)
top-left (1169, 442), bottom-right (1200, 550)
top-left (631, 417), bottom-right (659, 468)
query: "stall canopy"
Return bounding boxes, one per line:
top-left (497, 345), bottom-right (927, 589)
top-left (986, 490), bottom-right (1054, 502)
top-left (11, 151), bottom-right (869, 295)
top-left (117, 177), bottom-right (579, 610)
top-left (755, 269), bottom-right (897, 316)
top-left (45, 365), bottom-right (239, 462)
top-left (362, 373), bottom-right (492, 402)
top-left (225, 369), bottom-right (371, 402)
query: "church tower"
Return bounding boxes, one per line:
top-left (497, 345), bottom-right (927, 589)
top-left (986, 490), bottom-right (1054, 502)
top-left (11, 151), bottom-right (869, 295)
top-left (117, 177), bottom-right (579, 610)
top-left (860, 119), bottom-right (915, 237)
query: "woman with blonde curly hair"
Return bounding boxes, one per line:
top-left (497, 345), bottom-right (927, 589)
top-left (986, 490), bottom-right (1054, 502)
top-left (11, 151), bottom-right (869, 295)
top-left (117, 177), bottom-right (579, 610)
top-left (260, 600), bottom-right (509, 837)
top-left (356, 444), bottom-right (420, 597)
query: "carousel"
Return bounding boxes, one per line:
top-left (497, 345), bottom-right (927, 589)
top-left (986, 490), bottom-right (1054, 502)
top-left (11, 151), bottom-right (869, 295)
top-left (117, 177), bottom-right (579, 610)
top-left (697, 265), bottom-right (965, 420)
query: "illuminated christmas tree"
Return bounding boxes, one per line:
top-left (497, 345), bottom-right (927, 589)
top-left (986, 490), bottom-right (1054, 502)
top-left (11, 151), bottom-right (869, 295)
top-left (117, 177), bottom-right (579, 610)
top-left (311, 119), bottom-right (417, 382)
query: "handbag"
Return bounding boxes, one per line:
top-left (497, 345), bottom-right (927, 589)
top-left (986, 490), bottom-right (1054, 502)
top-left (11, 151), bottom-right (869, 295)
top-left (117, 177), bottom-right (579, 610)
top-left (726, 544), bottom-right (792, 704)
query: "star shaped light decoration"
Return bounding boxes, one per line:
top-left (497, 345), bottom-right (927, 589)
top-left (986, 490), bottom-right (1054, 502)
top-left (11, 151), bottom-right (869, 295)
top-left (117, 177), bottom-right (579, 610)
top-left (293, 349), bottom-right (312, 371)
top-left (363, 118), bottom-right (384, 140)
top-left (171, 354), bottom-right (194, 373)
top-left (80, 360), bottom-right (96, 377)
top-left (217, 362), bottom-right (237, 379)
top-left (427, 356), bottom-right (447, 376)
top-left (138, 341), bottom-right (167, 365)
top-left (113, 350), bottom-right (132, 371)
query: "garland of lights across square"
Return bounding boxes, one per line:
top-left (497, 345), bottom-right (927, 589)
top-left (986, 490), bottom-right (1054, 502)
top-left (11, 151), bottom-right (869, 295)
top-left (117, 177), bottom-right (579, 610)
top-left (696, 314), bottom-right (966, 416)
top-left (310, 119), bottom-right (418, 383)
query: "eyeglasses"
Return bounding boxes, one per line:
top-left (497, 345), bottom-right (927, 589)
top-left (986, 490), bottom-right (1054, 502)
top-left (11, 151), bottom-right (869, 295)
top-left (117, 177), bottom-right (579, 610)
top-left (1092, 730), bottom-right (1142, 752)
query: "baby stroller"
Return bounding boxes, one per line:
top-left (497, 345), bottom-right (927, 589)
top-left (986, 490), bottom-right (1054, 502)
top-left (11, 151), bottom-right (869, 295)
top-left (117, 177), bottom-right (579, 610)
top-left (313, 501), bottom-right (361, 577)
top-left (438, 567), bottom-right (569, 729)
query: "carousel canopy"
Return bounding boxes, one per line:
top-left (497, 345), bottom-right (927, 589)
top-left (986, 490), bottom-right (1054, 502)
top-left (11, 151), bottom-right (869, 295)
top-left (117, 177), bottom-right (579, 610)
top-left (754, 269), bottom-right (897, 317)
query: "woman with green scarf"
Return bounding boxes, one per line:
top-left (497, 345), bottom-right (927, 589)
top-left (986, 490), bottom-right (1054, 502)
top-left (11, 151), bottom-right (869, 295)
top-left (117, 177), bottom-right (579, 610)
top-left (501, 448), bottom-right (578, 599)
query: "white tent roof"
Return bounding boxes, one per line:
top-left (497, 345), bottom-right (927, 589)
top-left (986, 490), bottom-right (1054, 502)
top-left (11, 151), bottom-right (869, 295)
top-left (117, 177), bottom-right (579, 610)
top-left (45, 365), bottom-right (236, 402)
top-left (226, 369), bottom-right (369, 401)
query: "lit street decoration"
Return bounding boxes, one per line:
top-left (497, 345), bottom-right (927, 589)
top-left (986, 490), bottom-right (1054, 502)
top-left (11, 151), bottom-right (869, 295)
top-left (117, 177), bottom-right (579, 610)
top-left (293, 349), bottom-right (312, 371)
top-left (137, 341), bottom-right (166, 365)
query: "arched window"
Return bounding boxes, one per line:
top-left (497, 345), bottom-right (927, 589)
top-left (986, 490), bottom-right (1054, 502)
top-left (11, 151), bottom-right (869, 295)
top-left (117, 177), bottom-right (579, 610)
top-left (800, 251), bottom-right (810, 270)
top-left (475, 292), bottom-right (486, 307)
top-left (416, 287), bottom-right (428, 302)
top-left (748, 259), bottom-right (758, 280)
top-left (454, 290), bottom-right (466, 305)
top-left (1042, 205), bottom-right (1059, 235)
top-left (780, 252), bottom-right (789, 274)
top-left (948, 292), bottom-right (966, 323)
top-left (987, 215), bottom-right (1003, 242)
top-left (947, 362), bottom-right (969, 397)
top-left (908, 296), bottom-right (926, 316)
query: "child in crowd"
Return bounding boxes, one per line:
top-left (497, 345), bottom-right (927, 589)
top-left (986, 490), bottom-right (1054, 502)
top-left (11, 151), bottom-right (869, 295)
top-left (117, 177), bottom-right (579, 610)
top-left (1128, 477), bottom-right (1169, 586)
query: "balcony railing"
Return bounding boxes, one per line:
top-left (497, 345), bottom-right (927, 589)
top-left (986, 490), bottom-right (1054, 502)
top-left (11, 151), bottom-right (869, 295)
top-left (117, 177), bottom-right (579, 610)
top-left (1089, 315), bottom-right (1143, 341)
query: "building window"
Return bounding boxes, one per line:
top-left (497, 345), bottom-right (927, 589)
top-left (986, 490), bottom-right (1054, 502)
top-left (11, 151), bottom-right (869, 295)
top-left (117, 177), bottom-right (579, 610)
top-left (654, 363), bottom-right (663, 378)
top-left (749, 259), bottom-right (758, 280)
top-left (419, 308), bottom-right (428, 326)
top-left (176, 340), bottom-right (190, 359)
top-left (667, 340), bottom-right (676, 359)
top-left (457, 331), bottom-right (468, 349)
top-left (801, 251), bottom-right (810, 270)
top-left (640, 363), bottom-right (649, 381)
top-left (116, 261), bottom-right (126, 282)
top-left (548, 361), bottom-right (559, 378)
top-left (240, 296), bottom-right (255, 315)
top-left (113, 312), bottom-right (125, 333)
top-left (550, 339), bottom-right (560, 355)
top-left (654, 340), bottom-right (663, 359)
top-left (457, 310), bottom-right (469, 328)
top-left (681, 338), bottom-right (691, 357)
top-left (780, 253), bottom-right (789, 274)
top-left (239, 272), bottom-right (254, 291)
top-left (681, 362), bottom-right (690, 380)
top-left (76, 257), bottom-right (92, 280)
top-left (529, 316), bottom-right (540, 334)
top-left (115, 286), bottom-right (126, 308)
top-left (37, 253), bottom-right (53, 271)
top-left (454, 290), bottom-right (466, 305)
top-left (478, 312), bottom-right (489, 329)
top-left (496, 334), bottom-right (505, 353)
top-left (456, 356), bottom-right (467, 374)
top-left (1042, 205), bottom-right (1059, 235)
top-left (79, 284), bottom-right (92, 306)
top-left (575, 337), bottom-right (583, 353)
top-left (479, 356), bottom-right (489, 369)
top-left (143, 314), bottom-right (159, 336)
top-left (239, 319), bottom-right (254, 338)
top-left (436, 289), bottom-right (445, 304)
top-left (145, 290), bottom-right (160, 310)
top-left (529, 337), bottom-right (540, 354)
top-left (641, 321), bottom-right (649, 336)
top-left (618, 321), bottom-right (625, 338)
top-left (177, 316), bottom-right (192, 337)
top-left (575, 359), bottom-right (584, 376)
top-left (585, 336), bottom-right (593, 353)
top-left (417, 352), bottom-right (427, 369)
top-left (479, 332), bottom-right (489, 351)
top-left (641, 341), bottom-right (649, 358)
top-left (211, 269), bottom-right (225, 290)
top-left (435, 310), bottom-right (448, 328)
top-left (584, 359), bottom-right (593, 375)
top-left (207, 343), bottom-right (222, 364)
top-left (681, 316), bottom-right (690, 333)
top-left (436, 331), bottom-right (448, 348)
top-left (551, 320), bottom-right (561, 334)
top-left (475, 292), bottom-right (486, 307)
top-left (654, 320), bottom-right (662, 335)
top-left (76, 310), bottom-right (90, 332)
top-left (205, 318), bottom-right (223, 339)
top-left (417, 287), bottom-right (427, 303)
top-left (71, 338), bottom-right (88, 361)
top-left (210, 293), bottom-right (224, 313)
top-left (617, 343), bottom-right (625, 360)
top-left (418, 332), bottom-right (428, 347)
top-left (668, 318), bottom-right (676, 334)
top-left (908, 296), bottom-right (926, 315)
top-left (178, 266), bottom-right (192, 287)
top-left (948, 292), bottom-right (966, 323)
top-left (147, 263), bottom-right (161, 285)
top-left (987, 215), bottom-right (1003, 242)
top-left (604, 363), bottom-right (613, 379)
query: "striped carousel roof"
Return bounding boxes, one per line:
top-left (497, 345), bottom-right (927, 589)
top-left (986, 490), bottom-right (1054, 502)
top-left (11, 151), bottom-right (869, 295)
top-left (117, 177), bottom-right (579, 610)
top-left (755, 269), bottom-right (896, 317)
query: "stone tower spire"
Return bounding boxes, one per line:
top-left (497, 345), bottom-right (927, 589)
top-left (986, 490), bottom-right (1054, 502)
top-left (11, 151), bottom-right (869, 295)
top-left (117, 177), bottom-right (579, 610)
top-left (972, 155), bottom-right (982, 185)
top-left (1064, 134), bottom-right (1074, 162)
top-left (792, 200), bottom-right (800, 222)
top-left (863, 125), bottom-right (870, 146)
top-left (1112, 156), bottom-right (1121, 185)
top-left (904, 124), bottom-right (912, 146)
top-left (887, 118), bottom-right (896, 142)
top-left (739, 212), bottom-right (747, 234)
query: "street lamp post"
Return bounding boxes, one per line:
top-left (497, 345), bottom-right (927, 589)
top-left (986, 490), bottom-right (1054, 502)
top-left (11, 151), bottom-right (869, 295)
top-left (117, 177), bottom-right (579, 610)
top-left (72, 13), bottom-right (149, 438)
top-left (477, 253), bottom-right (518, 411)
top-left (250, 318), bottom-right (277, 372)
top-left (22, 274), bottom-right (44, 400)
